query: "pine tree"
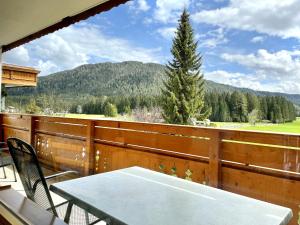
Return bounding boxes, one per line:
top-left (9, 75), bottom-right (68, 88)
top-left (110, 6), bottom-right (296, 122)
top-left (230, 91), bottom-right (248, 122)
top-left (161, 9), bottom-right (209, 125)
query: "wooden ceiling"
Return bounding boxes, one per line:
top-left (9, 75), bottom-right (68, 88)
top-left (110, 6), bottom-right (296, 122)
top-left (0, 0), bottom-right (129, 52)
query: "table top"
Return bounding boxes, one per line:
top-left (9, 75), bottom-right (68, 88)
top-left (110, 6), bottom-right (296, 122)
top-left (50, 167), bottom-right (292, 225)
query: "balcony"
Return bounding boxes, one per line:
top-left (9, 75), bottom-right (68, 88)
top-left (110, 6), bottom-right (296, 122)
top-left (0, 113), bottom-right (299, 224)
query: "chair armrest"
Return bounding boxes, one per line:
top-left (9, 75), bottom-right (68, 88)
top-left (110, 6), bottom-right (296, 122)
top-left (33, 171), bottom-right (78, 192)
top-left (44, 171), bottom-right (79, 180)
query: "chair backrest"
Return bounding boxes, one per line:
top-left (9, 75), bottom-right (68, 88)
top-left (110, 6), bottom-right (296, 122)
top-left (7, 138), bottom-right (58, 216)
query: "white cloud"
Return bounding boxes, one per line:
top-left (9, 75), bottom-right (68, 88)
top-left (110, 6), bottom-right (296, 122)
top-left (218, 49), bottom-right (300, 93)
top-left (156, 27), bottom-right (176, 40)
top-left (128, 0), bottom-right (150, 12)
top-left (137, 0), bottom-right (150, 11)
top-left (221, 49), bottom-right (300, 78)
top-left (154, 0), bottom-right (190, 23)
top-left (192, 0), bottom-right (300, 39)
top-left (3, 24), bottom-right (162, 75)
top-left (199, 28), bottom-right (228, 48)
top-left (3, 46), bottom-right (30, 65)
top-left (206, 70), bottom-right (264, 90)
top-left (250, 36), bottom-right (265, 43)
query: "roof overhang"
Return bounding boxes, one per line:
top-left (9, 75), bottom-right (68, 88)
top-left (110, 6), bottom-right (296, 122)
top-left (0, 0), bottom-right (129, 53)
top-left (2, 64), bottom-right (39, 87)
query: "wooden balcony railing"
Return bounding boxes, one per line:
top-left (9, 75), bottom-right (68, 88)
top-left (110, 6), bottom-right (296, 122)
top-left (0, 113), bottom-right (299, 225)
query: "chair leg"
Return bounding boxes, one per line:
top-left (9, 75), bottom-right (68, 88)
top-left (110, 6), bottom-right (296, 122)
top-left (12, 165), bottom-right (17, 182)
top-left (64, 202), bottom-right (73, 224)
top-left (2, 166), bottom-right (7, 179)
top-left (85, 211), bottom-right (89, 225)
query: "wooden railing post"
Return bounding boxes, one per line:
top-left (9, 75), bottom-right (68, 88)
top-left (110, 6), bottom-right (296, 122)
top-left (28, 115), bottom-right (35, 145)
top-left (86, 120), bottom-right (95, 175)
top-left (0, 113), bottom-right (3, 142)
top-left (208, 130), bottom-right (221, 188)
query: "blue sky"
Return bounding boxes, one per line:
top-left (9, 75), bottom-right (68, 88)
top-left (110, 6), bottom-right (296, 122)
top-left (3, 0), bottom-right (300, 94)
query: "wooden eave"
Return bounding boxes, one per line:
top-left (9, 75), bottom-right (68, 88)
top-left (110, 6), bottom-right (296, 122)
top-left (1, 0), bottom-right (129, 53)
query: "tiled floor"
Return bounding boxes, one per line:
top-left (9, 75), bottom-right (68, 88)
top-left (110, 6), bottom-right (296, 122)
top-left (0, 164), bottom-right (106, 225)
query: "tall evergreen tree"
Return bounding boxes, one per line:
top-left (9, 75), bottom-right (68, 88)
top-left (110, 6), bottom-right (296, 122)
top-left (161, 9), bottom-right (209, 124)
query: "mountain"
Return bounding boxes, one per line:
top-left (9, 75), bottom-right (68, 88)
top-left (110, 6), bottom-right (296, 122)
top-left (7, 61), bottom-right (300, 105)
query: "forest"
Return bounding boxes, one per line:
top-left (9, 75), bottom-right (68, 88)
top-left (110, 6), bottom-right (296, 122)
top-left (5, 61), bottom-right (298, 124)
top-left (66, 91), bottom-right (297, 124)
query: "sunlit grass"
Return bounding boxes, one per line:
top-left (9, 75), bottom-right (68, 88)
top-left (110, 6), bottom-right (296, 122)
top-left (243, 118), bottom-right (300, 134)
top-left (216, 118), bottom-right (300, 134)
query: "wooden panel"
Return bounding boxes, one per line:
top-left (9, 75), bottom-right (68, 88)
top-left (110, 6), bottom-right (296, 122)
top-left (222, 142), bottom-right (300, 172)
top-left (95, 126), bottom-right (209, 157)
top-left (96, 120), bottom-right (216, 138)
top-left (222, 130), bottom-right (300, 148)
top-left (35, 120), bottom-right (87, 138)
top-left (222, 167), bottom-right (300, 225)
top-left (35, 116), bottom-right (89, 125)
top-left (95, 143), bottom-right (208, 184)
top-left (2, 127), bottom-right (30, 143)
top-left (2, 114), bottom-right (31, 129)
top-left (35, 134), bottom-right (87, 175)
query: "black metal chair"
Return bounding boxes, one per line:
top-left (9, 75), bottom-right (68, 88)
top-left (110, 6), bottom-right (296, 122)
top-left (7, 137), bottom-right (101, 225)
top-left (0, 141), bottom-right (17, 182)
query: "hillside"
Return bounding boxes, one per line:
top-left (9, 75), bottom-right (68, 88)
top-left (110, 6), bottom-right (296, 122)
top-left (7, 61), bottom-right (300, 105)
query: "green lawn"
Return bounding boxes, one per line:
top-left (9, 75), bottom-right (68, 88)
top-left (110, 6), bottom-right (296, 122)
top-left (216, 118), bottom-right (300, 134)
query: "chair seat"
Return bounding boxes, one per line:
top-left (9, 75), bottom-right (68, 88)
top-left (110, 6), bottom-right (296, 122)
top-left (54, 201), bottom-right (101, 225)
top-left (0, 155), bottom-right (14, 167)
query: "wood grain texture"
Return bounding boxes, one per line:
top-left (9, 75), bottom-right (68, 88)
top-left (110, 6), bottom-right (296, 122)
top-left (1, 113), bottom-right (299, 224)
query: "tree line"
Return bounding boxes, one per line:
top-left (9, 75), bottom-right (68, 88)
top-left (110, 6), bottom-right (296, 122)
top-left (67, 91), bottom-right (297, 124)
top-left (69, 95), bottom-right (159, 116)
top-left (205, 91), bottom-right (297, 123)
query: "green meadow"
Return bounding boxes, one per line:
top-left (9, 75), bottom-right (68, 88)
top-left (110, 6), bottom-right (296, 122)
top-left (216, 118), bottom-right (300, 134)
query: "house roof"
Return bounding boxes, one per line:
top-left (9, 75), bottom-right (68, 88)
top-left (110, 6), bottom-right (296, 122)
top-left (2, 63), bottom-right (39, 87)
top-left (0, 0), bottom-right (129, 52)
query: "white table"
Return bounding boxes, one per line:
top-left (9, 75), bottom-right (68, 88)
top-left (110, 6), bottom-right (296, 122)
top-left (50, 167), bottom-right (293, 225)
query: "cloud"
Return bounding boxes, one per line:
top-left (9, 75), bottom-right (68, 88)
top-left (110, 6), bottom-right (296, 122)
top-left (192, 0), bottom-right (300, 39)
top-left (250, 36), bottom-right (265, 43)
top-left (128, 0), bottom-right (150, 12)
top-left (206, 69), bottom-right (300, 94)
top-left (205, 70), bottom-right (264, 90)
top-left (154, 0), bottom-right (190, 23)
top-left (218, 49), bottom-right (300, 93)
top-left (198, 28), bottom-right (228, 48)
top-left (137, 0), bottom-right (150, 11)
top-left (3, 46), bottom-right (30, 65)
top-left (156, 27), bottom-right (176, 40)
top-left (3, 24), bottom-right (162, 75)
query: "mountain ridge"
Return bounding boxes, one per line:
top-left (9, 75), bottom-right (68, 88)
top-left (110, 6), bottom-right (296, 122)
top-left (7, 61), bottom-right (300, 105)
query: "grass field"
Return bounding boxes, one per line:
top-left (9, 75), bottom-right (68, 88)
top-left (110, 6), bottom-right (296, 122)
top-left (217, 118), bottom-right (300, 134)
top-left (242, 118), bottom-right (300, 133)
